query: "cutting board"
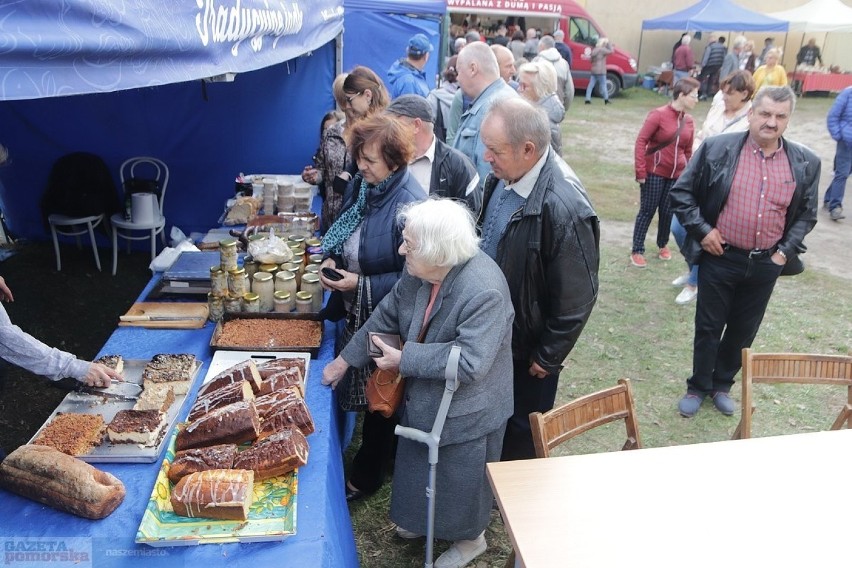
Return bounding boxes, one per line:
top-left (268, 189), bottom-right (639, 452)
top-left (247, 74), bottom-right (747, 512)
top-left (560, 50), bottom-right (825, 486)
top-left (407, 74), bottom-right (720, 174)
top-left (119, 302), bottom-right (209, 329)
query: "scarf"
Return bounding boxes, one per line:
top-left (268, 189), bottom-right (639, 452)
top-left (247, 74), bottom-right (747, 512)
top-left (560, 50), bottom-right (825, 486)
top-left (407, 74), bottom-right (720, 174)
top-left (322, 171), bottom-right (396, 255)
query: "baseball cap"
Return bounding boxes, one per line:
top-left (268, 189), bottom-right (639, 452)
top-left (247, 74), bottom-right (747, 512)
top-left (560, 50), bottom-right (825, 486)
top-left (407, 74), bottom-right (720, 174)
top-left (408, 33), bottom-right (434, 56)
top-left (387, 95), bottom-right (434, 123)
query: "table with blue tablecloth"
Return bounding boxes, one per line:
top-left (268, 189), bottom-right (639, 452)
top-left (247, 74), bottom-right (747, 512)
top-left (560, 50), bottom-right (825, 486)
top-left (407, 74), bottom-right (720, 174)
top-left (0, 275), bottom-right (358, 568)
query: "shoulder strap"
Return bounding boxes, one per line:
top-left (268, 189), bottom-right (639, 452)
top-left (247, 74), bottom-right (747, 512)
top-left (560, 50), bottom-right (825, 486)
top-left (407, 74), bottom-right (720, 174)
top-left (646, 115), bottom-right (685, 155)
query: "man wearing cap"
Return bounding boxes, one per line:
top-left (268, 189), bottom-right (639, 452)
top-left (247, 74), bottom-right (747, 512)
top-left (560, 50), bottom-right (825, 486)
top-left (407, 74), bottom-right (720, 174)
top-left (387, 33), bottom-right (433, 99)
top-left (387, 95), bottom-right (481, 212)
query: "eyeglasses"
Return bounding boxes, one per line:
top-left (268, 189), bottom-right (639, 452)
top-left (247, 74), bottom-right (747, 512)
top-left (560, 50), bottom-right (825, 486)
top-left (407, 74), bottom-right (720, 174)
top-left (345, 91), bottom-right (363, 105)
top-left (688, 92), bottom-right (700, 99)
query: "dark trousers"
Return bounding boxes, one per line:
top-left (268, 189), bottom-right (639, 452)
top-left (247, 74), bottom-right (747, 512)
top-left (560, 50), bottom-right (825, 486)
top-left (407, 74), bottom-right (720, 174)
top-left (632, 173), bottom-right (674, 254)
top-left (698, 65), bottom-right (721, 97)
top-left (349, 409), bottom-right (399, 493)
top-left (501, 358), bottom-right (559, 461)
top-left (687, 250), bottom-right (783, 395)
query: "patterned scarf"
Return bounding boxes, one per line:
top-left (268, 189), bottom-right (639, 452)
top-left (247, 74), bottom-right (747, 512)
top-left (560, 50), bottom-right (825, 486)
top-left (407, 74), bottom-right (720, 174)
top-left (322, 171), bottom-right (396, 255)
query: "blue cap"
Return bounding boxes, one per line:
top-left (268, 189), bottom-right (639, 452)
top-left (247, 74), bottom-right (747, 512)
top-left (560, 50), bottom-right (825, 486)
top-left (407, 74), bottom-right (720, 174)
top-left (408, 33), bottom-right (433, 56)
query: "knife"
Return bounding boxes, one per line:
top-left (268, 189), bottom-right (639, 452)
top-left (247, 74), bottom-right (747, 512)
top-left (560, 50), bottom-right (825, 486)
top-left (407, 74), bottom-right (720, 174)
top-left (74, 387), bottom-right (139, 401)
top-left (120, 315), bottom-right (207, 322)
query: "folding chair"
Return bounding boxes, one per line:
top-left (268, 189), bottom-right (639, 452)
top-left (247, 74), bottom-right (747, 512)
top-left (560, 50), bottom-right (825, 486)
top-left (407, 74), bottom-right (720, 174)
top-left (732, 349), bottom-right (852, 440)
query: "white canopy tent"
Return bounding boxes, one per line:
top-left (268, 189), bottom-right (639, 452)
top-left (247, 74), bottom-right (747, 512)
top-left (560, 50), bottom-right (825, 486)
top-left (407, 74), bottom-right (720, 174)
top-left (767, 0), bottom-right (852, 32)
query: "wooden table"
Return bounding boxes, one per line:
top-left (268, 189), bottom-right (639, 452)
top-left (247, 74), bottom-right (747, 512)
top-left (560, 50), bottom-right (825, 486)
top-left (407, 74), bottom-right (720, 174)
top-left (789, 72), bottom-right (852, 95)
top-left (487, 430), bottom-right (852, 568)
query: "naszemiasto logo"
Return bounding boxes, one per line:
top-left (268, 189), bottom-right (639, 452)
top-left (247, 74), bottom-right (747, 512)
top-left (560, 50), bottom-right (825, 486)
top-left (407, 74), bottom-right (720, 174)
top-left (195, 0), bottom-right (305, 56)
top-left (3, 538), bottom-right (91, 566)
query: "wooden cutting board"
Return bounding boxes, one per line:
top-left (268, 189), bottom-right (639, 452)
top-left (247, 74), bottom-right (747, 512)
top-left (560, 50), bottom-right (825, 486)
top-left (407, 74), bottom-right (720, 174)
top-left (119, 302), bottom-right (209, 329)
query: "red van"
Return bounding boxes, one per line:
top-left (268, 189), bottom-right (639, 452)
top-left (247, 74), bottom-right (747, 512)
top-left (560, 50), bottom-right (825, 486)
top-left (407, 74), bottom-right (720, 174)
top-left (446, 0), bottom-right (639, 96)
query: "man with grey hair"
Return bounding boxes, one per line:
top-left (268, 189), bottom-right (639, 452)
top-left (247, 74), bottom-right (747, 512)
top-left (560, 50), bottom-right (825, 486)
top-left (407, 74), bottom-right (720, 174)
top-left (452, 42), bottom-right (518, 182)
top-left (536, 35), bottom-right (575, 111)
top-left (491, 44), bottom-right (518, 90)
top-left (720, 36), bottom-right (746, 84)
top-left (671, 86), bottom-right (820, 418)
top-left (553, 29), bottom-right (573, 67)
top-left (478, 97), bottom-right (600, 461)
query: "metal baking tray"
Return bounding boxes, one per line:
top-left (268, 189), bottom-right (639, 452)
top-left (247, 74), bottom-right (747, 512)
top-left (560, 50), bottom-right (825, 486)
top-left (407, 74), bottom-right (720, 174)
top-left (202, 350), bottom-right (311, 388)
top-left (27, 358), bottom-right (204, 463)
top-left (210, 313), bottom-right (324, 358)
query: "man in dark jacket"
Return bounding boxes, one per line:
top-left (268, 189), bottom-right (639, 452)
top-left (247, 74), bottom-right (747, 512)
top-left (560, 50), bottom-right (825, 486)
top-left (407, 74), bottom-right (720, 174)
top-left (670, 86), bottom-right (820, 418)
top-left (386, 95), bottom-right (481, 213)
top-left (698, 36), bottom-right (727, 99)
top-left (478, 98), bottom-right (600, 460)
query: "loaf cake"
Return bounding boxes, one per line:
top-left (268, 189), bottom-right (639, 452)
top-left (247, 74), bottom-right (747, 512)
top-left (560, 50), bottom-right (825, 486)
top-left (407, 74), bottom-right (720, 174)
top-left (167, 444), bottom-right (239, 484)
top-left (142, 353), bottom-right (199, 395)
top-left (31, 413), bottom-right (105, 456)
top-left (133, 383), bottom-right (176, 413)
top-left (256, 357), bottom-right (306, 380)
top-left (255, 390), bottom-right (315, 437)
top-left (170, 469), bottom-right (254, 520)
top-left (259, 367), bottom-right (304, 397)
top-left (197, 360), bottom-right (263, 398)
top-left (94, 354), bottom-right (124, 374)
top-left (188, 380), bottom-right (255, 422)
top-left (176, 400), bottom-right (261, 451)
top-left (233, 428), bottom-right (309, 480)
top-left (107, 409), bottom-right (166, 446)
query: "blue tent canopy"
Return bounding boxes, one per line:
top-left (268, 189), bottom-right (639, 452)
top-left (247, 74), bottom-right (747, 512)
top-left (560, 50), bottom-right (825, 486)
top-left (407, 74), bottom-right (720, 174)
top-left (642, 0), bottom-right (789, 32)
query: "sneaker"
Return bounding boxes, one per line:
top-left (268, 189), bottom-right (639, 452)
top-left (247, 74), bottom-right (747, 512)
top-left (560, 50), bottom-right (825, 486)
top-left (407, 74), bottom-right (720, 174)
top-left (395, 526), bottom-right (421, 540)
top-left (830, 207), bottom-right (845, 221)
top-left (678, 393), bottom-right (705, 418)
top-left (672, 273), bottom-right (691, 287)
top-left (435, 533), bottom-right (487, 568)
top-left (823, 202), bottom-right (830, 210)
top-left (675, 286), bottom-right (698, 304)
top-left (604, 99), bottom-right (611, 105)
top-left (658, 247), bottom-right (672, 261)
top-left (711, 391), bottom-right (736, 416)
top-left (584, 100), bottom-right (591, 105)
top-left (630, 253), bottom-right (647, 268)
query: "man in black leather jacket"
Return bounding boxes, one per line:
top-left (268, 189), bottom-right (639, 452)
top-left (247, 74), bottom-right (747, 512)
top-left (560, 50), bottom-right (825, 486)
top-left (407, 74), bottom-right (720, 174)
top-left (478, 98), bottom-right (600, 460)
top-left (670, 86), bottom-right (820, 418)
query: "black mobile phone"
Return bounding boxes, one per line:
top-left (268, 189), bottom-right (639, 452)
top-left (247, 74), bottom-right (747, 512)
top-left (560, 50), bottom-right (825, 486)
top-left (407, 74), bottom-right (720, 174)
top-left (322, 267), bottom-right (344, 281)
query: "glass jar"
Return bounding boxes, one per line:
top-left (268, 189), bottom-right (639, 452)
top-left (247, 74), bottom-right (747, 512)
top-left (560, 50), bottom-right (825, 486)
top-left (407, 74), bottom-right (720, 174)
top-left (243, 257), bottom-right (259, 279)
top-left (210, 266), bottom-right (228, 296)
top-left (308, 253), bottom-right (324, 265)
top-left (300, 273), bottom-right (323, 312)
top-left (273, 291), bottom-right (294, 313)
top-left (207, 293), bottom-right (224, 322)
top-left (259, 263), bottom-right (279, 278)
top-left (252, 272), bottom-right (275, 312)
top-left (281, 260), bottom-right (302, 288)
top-left (291, 250), bottom-right (306, 269)
top-left (305, 263), bottom-right (320, 276)
top-left (275, 270), bottom-right (298, 300)
top-left (228, 267), bottom-right (248, 297)
top-left (295, 291), bottom-right (313, 313)
top-left (243, 292), bottom-right (260, 313)
top-left (219, 238), bottom-right (239, 272)
top-left (306, 238), bottom-right (322, 256)
top-left (288, 235), bottom-right (306, 250)
top-left (224, 294), bottom-right (242, 314)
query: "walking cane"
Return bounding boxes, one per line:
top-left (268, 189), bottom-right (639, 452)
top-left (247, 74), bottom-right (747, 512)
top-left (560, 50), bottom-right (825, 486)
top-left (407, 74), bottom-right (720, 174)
top-left (394, 345), bottom-right (461, 568)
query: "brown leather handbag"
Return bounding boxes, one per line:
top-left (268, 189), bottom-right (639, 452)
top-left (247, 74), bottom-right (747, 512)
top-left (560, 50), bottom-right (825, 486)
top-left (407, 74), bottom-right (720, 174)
top-left (365, 319), bottom-right (431, 418)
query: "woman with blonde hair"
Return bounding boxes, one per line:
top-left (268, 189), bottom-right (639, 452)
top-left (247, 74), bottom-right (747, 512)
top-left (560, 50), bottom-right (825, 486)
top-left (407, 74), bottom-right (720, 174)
top-left (585, 37), bottom-right (614, 104)
top-left (752, 48), bottom-right (788, 91)
top-left (517, 60), bottom-right (565, 154)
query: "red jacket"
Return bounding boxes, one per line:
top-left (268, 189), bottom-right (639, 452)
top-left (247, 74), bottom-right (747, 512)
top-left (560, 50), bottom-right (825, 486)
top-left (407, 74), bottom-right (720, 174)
top-left (634, 104), bottom-right (694, 181)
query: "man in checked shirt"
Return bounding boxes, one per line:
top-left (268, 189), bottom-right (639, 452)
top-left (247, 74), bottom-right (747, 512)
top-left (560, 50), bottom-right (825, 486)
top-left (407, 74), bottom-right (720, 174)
top-left (670, 86), bottom-right (820, 418)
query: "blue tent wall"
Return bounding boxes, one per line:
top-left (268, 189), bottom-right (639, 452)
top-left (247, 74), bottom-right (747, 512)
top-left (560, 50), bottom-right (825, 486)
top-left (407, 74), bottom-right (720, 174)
top-left (0, 41), bottom-right (336, 241)
top-left (642, 0), bottom-right (788, 32)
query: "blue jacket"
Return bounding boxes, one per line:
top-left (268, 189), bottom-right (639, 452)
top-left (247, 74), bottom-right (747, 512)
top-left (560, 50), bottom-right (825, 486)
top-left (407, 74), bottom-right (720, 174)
top-left (827, 86), bottom-right (852, 146)
top-left (387, 59), bottom-right (429, 99)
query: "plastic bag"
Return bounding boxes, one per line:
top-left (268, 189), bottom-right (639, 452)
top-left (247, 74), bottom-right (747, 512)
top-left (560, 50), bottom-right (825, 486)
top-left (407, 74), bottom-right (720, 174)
top-left (247, 228), bottom-right (293, 264)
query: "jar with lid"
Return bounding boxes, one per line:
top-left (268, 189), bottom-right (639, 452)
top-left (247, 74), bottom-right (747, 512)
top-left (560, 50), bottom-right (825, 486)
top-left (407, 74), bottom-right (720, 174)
top-left (252, 272), bottom-right (275, 312)
top-left (308, 253), bottom-right (324, 265)
top-left (224, 294), bottom-right (242, 314)
top-left (300, 273), bottom-right (323, 312)
top-left (281, 260), bottom-right (302, 287)
top-left (275, 270), bottom-right (298, 299)
top-left (219, 238), bottom-right (239, 272)
top-left (288, 234), bottom-right (306, 250)
top-left (207, 293), bottom-right (225, 322)
top-left (273, 291), bottom-right (294, 313)
top-left (305, 263), bottom-right (320, 276)
top-left (243, 257), bottom-right (258, 279)
top-left (228, 267), bottom-right (248, 297)
top-left (291, 250), bottom-right (306, 269)
top-left (243, 292), bottom-right (260, 313)
top-left (295, 291), bottom-right (313, 313)
top-left (259, 263), bottom-right (279, 277)
top-left (210, 266), bottom-right (228, 296)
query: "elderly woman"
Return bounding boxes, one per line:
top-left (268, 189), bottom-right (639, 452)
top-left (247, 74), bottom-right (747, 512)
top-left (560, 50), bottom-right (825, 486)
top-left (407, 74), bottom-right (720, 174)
top-left (320, 113), bottom-right (426, 502)
top-left (752, 48), bottom-right (788, 92)
top-left (585, 37), bottom-right (614, 104)
top-left (517, 60), bottom-right (565, 154)
top-left (323, 198), bottom-right (513, 568)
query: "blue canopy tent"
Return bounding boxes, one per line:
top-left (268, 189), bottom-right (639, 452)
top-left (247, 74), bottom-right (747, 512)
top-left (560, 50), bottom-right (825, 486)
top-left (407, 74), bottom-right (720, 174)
top-left (0, 0), bottom-right (344, 241)
top-left (343, 0), bottom-right (445, 94)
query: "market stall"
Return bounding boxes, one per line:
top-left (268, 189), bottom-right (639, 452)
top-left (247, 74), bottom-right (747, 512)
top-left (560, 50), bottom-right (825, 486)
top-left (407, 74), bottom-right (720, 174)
top-left (788, 71), bottom-right (852, 95)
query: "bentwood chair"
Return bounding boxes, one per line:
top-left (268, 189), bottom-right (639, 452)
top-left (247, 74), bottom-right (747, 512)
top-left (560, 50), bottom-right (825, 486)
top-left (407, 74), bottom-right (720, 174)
top-left (732, 349), bottom-right (852, 439)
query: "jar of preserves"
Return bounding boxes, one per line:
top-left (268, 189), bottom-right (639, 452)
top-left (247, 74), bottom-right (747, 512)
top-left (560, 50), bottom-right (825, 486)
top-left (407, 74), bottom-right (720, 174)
top-left (228, 267), bottom-right (248, 297)
top-left (207, 293), bottom-right (224, 322)
top-left (252, 272), bottom-right (275, 312)
top-left (291, 250), bottom-right (306, 269)
top-left (288, 234), bottom-right (306, 250)
top-left (259, 263), bottom-right (279, 277)
top-left (305, 263), bottom-right (320, 276)
top-left (210, 266), bottom-right (228, 296)
top-left (273, 291), bottom-right (294, 313)
top-left (243, 257), bottom-right (259, 279)
top-left (219, 238), bottom-right (239, 272)
top-left (243, 292), bottom-right (260, 313)
top-left (275, 270), bottom-right (298, 299)
top-left (308, 253), bottom-right (324, 265)
top-left (224, 294), bottom-right (242, 314)
top-left (295, 291), bottom-right (313, 313)
top-left (305, 238), bottom-right (322, 256)
top-left (300, 273), bottom-right (323, 312)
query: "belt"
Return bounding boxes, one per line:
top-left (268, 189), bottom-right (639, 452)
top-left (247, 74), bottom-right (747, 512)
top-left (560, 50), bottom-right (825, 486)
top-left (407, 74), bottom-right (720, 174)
top-left (723, 245), bottom-right (774, 259)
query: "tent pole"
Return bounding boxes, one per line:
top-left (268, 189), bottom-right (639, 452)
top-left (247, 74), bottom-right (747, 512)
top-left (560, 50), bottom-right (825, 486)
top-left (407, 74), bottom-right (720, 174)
top-left (636, 29), bottom-right (645, 73)
top-left (335, 31), bottom-right (343, 78)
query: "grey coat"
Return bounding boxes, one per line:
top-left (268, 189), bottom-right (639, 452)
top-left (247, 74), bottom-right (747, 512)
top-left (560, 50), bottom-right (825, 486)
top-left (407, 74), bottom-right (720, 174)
top-left (340, 250), bottom-right (514, 539)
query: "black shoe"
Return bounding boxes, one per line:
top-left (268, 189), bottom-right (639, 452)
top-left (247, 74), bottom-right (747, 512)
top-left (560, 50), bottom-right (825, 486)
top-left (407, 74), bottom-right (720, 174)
top-left (604, 99), bottom-right (611, 105)
top-left (345, 484), bottom-right (369, 502)
top-left (584, 100), bottom-right (591, 104)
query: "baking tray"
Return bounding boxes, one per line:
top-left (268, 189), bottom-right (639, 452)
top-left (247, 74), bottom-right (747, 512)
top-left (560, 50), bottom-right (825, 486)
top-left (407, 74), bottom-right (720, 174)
top-left (135, 428), bottom-right (297, 546)
top-left (203, 349), bottom-right (311, 390)
top-left (27, 358), bottom-right (204, 463)
top-left (210, 313), bottom-right (323, 358)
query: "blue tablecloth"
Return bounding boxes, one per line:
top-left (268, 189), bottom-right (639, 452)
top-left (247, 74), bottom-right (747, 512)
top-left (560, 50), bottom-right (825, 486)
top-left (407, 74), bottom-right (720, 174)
top-left (0, 277), bottom-right (358, 568)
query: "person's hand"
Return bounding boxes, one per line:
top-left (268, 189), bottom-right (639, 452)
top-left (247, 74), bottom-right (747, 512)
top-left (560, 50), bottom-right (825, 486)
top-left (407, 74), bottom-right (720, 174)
top-left (0, 276), bottom-right (13, 302)
top-left (771, 251), bottom-right (787, 266)
top-left (320, 267), bottom-right (358, 293)
top-left (528, 360), bottom-right (549, 379)
top-left (80, 362), bottom-right (123, 388)
top-left (700, 228), bottom-right (726, 256)
top-left (322, 356), bottom-right (350, 388)
top-left (637, 179), bottom-right (645, 191)
top-left (371, 336), bottom-right (402, 371)
top-left (301, 166), bottom-right (319, 185)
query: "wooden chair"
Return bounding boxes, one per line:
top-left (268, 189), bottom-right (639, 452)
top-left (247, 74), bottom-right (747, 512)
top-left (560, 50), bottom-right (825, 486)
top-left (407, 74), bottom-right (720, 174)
top-left (732, 349), bottom-right (852, 440)
top-left (529, 378), bottom-right (642, 458)
top-left (656, 70), bottom-right (674, 96)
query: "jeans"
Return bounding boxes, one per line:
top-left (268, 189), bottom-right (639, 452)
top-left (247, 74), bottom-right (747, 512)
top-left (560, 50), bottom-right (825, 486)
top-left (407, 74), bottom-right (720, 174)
top-left (585, 74), bottom-right (608, 102)
top-left (824, 139), bottom-right (851, 210)
top-left (670, 216), bottom-right (698, 287)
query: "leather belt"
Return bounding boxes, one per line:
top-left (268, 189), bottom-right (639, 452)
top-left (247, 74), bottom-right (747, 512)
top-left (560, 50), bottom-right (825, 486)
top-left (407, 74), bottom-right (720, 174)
top-left (723, 245), bottom-right (774, 259)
